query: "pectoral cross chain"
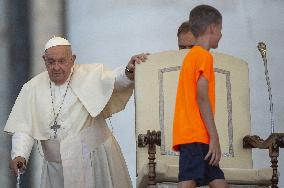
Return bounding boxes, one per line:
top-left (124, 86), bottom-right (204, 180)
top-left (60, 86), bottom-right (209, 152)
top-left (49, 71), bottom-right (73, 139)
top-left (51, 120), bottom-right (61, 138)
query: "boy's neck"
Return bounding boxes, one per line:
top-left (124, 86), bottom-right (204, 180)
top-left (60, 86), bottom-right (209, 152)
top-left (195, 35), bottom-right (211, 51)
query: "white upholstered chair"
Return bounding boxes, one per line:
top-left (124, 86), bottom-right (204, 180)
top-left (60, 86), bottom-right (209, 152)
top-left (135, 50), bottom-right (281, 188)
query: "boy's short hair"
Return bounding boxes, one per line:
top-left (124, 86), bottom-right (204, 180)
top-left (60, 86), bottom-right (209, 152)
top-left (189, 5), bottom-right (222, 37)
top-left (177, 21), bottom-right (190, 37)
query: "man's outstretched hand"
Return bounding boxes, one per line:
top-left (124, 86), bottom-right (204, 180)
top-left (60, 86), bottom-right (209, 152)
top-left (125, 53), bottom-right (149, 80)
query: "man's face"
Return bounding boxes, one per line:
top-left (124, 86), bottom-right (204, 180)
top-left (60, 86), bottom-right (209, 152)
top-left (178, 31), bottom-right (196, 49)
top-left (43, 45), bottom-right (76, 85)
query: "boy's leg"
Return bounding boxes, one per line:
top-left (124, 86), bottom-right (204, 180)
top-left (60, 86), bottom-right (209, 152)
top-left (200, 144), bottom-right (227, 187)
top-left (208, 179), bottom-right (229, 188)
top-left (178, 180), bottom-right (197, 188)
top-left (178, 143), bottom-right (207, 187)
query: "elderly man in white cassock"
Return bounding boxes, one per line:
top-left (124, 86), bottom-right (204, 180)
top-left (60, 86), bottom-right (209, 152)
top-left (4, 36), bottom-right (146, 188)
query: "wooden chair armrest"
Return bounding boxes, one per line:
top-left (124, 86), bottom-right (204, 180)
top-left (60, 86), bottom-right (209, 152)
top-left (243, 133), bottom-right (284, 149)
top-left (243, 133), bottom-right (284, 188)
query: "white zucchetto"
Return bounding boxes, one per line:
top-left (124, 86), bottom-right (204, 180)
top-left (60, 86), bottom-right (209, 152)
top-left (44, 36), bottom-right (71, 51)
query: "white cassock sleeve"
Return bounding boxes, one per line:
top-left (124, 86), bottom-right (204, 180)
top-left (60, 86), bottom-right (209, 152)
top-left (113, 66), bottom-right (133, 91)
top-left (100, 66), bottom-right (134, 118)
top-left (11, 132), bottom-right (34, 161)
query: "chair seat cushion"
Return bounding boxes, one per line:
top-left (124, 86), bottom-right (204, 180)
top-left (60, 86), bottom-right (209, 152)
top-left (137, 163), bottom-right (273, 188)
top-left (222, 167), bottom-right (272, 185)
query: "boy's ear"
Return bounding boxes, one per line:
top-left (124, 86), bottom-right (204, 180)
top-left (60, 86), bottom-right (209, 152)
top-left (209, 24), bottom-right (215, 34)
top-left (210, 23), bottom-right (220, 35)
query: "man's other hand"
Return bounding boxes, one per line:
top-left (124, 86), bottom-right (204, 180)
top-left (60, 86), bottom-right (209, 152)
top-left (10, 156), bottom-right (26, 176)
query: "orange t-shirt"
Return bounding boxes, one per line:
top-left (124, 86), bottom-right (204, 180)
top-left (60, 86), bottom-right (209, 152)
top-left (172, 46), bottom-right (215, 151)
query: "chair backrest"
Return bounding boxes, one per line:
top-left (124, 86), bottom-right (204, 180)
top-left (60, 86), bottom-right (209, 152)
top-left (135, 50), bottom-right (252, 175)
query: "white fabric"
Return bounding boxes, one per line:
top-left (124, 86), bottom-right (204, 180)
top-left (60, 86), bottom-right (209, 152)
top-left (113, 66), bottom-right (133, 91)
top-left (41, 160), bottom-right (64, 188)
top-left (10, 66), bottom-right (133, 161)
top-left (40, 135), bottom-right (132, 188)
top-left (44, 36), bottom-right (71, 51)
top-left (11, 132), bottom-right (34, 161)
top-left (4, 63), bottom-right (133, 139)
top-left (5, 64), bottom-right (133, 188)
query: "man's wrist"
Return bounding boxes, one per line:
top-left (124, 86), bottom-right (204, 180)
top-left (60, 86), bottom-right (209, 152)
top-left (125, 66), bottom-right (133, 73)
top-left (125, 66), bottom-right (134, 81)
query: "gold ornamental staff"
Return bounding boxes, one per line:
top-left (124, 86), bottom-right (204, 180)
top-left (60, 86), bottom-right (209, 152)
top-left (257, 42), bottom-right (275, 133)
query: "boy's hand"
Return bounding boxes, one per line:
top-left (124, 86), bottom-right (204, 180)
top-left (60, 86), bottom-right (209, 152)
top-left (205, 137), bottom-right (221, 166)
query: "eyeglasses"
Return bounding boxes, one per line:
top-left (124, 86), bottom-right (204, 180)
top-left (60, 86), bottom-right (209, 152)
top-left (45, 59), bottom-right (69, 68)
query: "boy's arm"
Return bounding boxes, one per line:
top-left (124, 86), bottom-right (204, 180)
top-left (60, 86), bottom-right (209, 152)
top-left (197, 75), bottom-right (221, 166)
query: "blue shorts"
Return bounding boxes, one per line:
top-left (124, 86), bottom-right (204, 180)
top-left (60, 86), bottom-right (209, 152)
top-left (178, 143), bottom-right (225, 186)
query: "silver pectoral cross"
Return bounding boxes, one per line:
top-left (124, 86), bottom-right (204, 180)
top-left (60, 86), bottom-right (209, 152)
top-left (51, 120), bottom-right (61, 138)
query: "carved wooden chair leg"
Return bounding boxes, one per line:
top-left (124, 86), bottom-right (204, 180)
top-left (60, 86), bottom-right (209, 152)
top-left (138, 130), bottom-right (161, 187)
top-left (269, 143), bottom-right (279, 188)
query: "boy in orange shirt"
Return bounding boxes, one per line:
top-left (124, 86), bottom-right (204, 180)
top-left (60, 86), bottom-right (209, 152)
top-left (172, 5), bottom-right (228, 188)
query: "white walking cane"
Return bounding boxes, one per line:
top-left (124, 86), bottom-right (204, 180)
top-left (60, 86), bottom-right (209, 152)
top-left (17, 168), bottom-right (20, 188)
top-left (16, 162), bottom-right (25, 188)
